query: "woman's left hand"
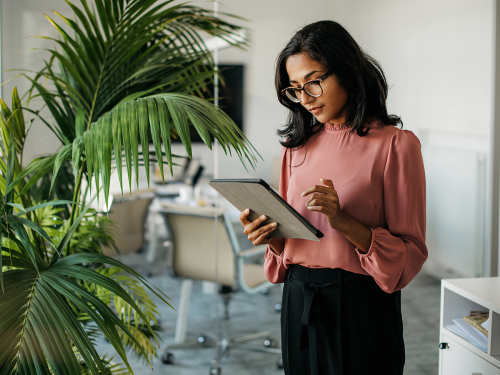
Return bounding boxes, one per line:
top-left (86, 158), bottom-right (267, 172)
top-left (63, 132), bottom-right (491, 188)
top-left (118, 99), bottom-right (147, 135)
top-left (302, 178), bottom-right (347, 231)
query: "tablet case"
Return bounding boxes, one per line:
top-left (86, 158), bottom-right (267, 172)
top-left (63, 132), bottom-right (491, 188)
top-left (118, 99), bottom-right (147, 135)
top-left (209, 179), bottom-right (323, 241)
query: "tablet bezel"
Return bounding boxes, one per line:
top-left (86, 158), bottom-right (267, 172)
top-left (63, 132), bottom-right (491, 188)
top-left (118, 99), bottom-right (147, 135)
top-left (210, 178), bottom-right (324, 239)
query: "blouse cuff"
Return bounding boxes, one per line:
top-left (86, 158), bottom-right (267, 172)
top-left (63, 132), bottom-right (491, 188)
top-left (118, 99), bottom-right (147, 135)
top-left (267, 244), bottom-right (283, 258)
top-left (355, 227), bottom-right (377, 258)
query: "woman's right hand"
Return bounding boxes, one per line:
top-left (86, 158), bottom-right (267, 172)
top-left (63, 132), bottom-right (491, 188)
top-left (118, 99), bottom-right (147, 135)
top-left (239, 209), bottom-right (284, 254)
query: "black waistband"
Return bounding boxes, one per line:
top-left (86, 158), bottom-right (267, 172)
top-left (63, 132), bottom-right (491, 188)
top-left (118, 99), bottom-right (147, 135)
top-left (289, 264), bottom-right (374, 287)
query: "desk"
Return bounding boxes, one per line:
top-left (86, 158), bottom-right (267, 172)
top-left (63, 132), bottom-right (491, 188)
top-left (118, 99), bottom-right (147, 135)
top-left (145, 191), bottom-right (250, 264)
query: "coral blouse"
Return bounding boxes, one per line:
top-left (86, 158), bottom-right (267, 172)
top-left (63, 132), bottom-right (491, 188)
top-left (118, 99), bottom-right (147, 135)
top-left (264, 121), bottom-right (428, 293)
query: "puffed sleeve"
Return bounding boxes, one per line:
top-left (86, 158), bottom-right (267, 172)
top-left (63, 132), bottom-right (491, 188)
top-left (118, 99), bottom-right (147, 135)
top-left (355, 130), bottom-right (428, 293)
top-left (264, 146), bottom-right (291, 284)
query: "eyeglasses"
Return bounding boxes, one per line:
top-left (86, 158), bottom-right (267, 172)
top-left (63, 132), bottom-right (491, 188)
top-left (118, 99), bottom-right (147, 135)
top-left (281, 71), bottom-right (332, 103)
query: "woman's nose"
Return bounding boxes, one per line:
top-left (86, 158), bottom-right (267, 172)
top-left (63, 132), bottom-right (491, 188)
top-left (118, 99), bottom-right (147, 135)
top-left (300, 90), bottom-right (313, 104)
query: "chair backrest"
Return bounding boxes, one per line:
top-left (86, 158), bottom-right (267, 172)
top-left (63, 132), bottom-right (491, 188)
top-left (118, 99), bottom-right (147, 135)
top-left (102, 190), bottom-right (155, 256)
top-left (161, 206), bottom-right (238, 287)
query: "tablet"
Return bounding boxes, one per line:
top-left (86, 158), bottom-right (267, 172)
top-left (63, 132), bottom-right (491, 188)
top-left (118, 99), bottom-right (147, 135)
top-left (209, 179), bottom-right (323, 241)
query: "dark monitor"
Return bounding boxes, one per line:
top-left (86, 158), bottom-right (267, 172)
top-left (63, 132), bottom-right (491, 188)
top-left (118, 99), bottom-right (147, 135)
top-left (172, 64), bottom-right (244, 143)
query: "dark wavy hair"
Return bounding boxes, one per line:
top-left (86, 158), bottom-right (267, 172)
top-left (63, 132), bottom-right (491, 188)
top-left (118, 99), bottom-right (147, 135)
top-left (275, 20), bottom-right (402, 148)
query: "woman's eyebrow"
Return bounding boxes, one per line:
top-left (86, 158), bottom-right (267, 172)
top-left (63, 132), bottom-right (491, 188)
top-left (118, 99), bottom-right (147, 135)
top-left (289, 70), bottom-right (322, 83)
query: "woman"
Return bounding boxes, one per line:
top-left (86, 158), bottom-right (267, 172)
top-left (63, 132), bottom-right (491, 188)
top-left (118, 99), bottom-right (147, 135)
top-left (239, 20), bottom-right (427, 375)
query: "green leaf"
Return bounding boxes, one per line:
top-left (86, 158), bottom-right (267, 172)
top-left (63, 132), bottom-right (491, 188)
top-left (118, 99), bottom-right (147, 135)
top-left (72, 135), bottom-right (84, 180)
top-left (15, 200), bottom-right (76, 217)
top-left (43, 272), bottom-right (135, 372)
top-left (101, 113), bottom-right (113, 209)
top-left (0, 269), bottom-right (109, 374)
top-left (5, 154), bottom-right (57, 198)
top-left (54, 253), bottom-right (172, 309)
top-left (4, 215), bottom-right (57, 251)
top-left (82, 93), bottom-right (260, 195)
top-left (92, 120), bottom-right (101, 199)
top-left (156, 97), bottom-right (173, 177)
top-left (50, 144), bottom-right (72, 194)
top-left (137, 98), bottom-right (150, 186)
top-left (129, 101), bottom-right (140, 190)
top-left (112, 105), bottom-right (123, 196)
top-left (7, 202), bottom-right (27, 214)
top-left (4, 216), bottom-right (41, 274)
top-left (84, 130), bottom-right (94, 194)
top-left (147, 98), bottom-right (163, 182)
top-left (53, 192), bottom-right (97, 262)
top-left (4, 116), bottom-right (17, 206)
top-left (120, 103), bottom-right (132, 192)
top-left (75, 107), bottom-right (85, 138)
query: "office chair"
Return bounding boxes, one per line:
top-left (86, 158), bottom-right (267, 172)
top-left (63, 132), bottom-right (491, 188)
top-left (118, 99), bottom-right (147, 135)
top-left (101, 189), bottom-right (155, 257)
top-left (158, 203), bottom-right (282, 374)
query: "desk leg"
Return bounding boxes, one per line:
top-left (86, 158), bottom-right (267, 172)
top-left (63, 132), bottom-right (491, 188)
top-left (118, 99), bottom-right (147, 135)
top-left (146, 212), bottom-right (159, 263)
top-left (175, 279), bottom-right (193, 344)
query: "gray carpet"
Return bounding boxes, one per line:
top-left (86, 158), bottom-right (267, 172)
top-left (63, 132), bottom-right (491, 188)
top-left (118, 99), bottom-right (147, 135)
top-left (95, 253), bottom-right (441, 375)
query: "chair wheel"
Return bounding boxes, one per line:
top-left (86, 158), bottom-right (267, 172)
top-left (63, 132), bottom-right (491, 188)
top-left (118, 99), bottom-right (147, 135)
top-left (209, 365), bottom-right (221, 375)
top-left (276, 357), bottom-right (284, 369)
top-left (162, 351), bottom-right (174, 364)
top-left (197, 335), bottom-right (207, 344)
top-left (264, 339), bottom-right (276, 348)
top-left (274, 303), bottom-right (282, 313)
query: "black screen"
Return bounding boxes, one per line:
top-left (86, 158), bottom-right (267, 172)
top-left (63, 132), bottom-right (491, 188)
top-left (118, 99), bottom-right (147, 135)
top-left (172, 64), bottom-right (244, 144)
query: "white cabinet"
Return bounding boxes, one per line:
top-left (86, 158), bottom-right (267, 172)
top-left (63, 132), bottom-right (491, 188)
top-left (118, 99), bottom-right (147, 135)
top-left (441, 334), bottom-right (499, 375)
top-left (439, 278), bottom-right (500, 375)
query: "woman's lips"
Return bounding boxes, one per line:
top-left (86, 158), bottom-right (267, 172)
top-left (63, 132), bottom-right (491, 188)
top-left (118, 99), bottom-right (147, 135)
top-left (308, 106), bottom-right (323, 115)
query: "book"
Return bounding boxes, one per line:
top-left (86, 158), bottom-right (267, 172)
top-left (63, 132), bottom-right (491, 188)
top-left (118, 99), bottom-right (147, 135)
top-left (447, 318), bottom-right (488, 352)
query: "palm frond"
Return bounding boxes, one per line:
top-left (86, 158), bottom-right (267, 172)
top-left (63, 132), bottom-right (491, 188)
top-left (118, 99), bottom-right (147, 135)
top-left (30, 0), bottom-right (249, 145)
top-left (63, 93), bottom-right (259, 206)
top-left (66, 211), bottom-right (116, 254)
top-left (0, 210), bottom-right (171, 374)
top-left (84, 266), bottom-right (162, 362)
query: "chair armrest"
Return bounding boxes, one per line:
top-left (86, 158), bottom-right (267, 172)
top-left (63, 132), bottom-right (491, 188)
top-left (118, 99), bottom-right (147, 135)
top-left (236, 245), bottom-right (268, 258)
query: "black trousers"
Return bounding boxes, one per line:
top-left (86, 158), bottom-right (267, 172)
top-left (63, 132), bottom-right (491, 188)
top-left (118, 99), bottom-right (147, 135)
top-left (281, 265), bottom-right (405, 375)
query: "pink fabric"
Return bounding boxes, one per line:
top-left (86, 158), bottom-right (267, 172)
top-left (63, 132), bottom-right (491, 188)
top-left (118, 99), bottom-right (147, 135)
top-left (264, 121), bottom-right (427, 293)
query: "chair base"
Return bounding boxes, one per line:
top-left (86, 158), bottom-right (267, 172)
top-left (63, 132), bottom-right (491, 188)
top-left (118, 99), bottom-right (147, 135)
top-left (163, 329), bottom-right (282, 372)
top-left (164, 280), bottom-right (282, 372)
top-left (165, 330), bottom-right (281, 354)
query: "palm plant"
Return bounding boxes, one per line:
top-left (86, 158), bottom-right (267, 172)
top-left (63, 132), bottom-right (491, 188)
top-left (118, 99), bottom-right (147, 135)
top-left (18, 0), bottom-right (258, 213)
top-left (1, 0), bottom-right (260, 373)
top-left (0, 89), bottom-right (171, 374)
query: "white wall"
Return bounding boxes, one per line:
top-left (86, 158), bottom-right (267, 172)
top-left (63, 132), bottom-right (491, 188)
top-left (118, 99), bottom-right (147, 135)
top-left (332, 0), bottom-right (494, 277)
top-left (335, 0), bottom-right (493, 137)
top-left (1, 0), bottom-right (74, 164)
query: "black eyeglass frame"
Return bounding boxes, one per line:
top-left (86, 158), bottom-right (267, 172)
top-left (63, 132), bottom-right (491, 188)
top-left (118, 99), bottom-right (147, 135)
top-left (281, 71), bottom-right (333, 103)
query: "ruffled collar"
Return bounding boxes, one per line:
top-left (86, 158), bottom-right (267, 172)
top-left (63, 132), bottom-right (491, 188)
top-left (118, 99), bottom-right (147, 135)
top-left (324, 122), bottom-right (353, 132)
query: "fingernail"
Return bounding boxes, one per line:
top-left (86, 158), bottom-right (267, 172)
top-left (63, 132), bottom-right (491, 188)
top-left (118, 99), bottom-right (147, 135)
top-left (301, 192), bottom-right (305, 197)
top-left (307, 206), bottom-right (312, 210)
top-left (271, 222), bottom-right (277, 227)
top-left (244, 209), bottom-right (249, 213)
top-left (261, 215), bottom-right (266, 220)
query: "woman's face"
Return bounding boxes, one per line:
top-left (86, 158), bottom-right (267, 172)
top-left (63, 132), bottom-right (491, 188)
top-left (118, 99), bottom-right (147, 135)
top-left (285, 52), bottom-right (348, 124)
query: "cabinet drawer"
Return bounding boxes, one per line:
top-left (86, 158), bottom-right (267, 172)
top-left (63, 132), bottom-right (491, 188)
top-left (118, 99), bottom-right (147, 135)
top-left (440, 334), bottom-right (500, 375)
